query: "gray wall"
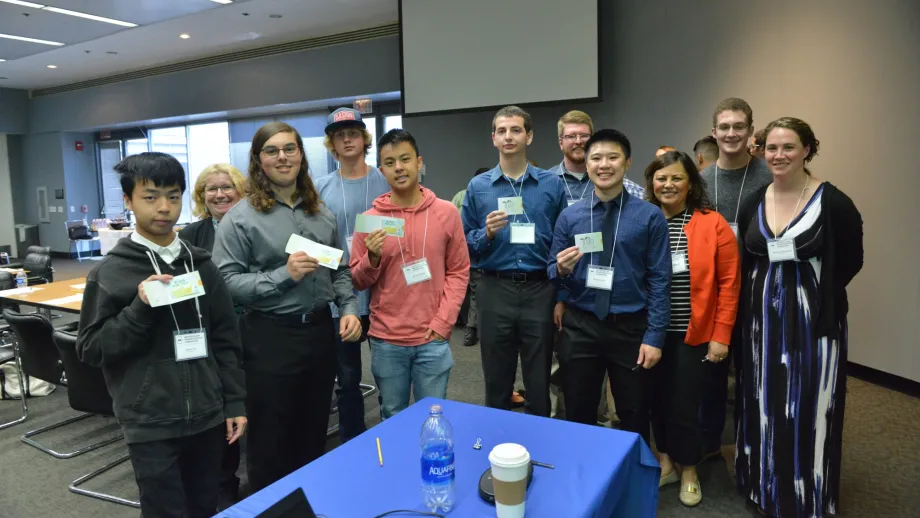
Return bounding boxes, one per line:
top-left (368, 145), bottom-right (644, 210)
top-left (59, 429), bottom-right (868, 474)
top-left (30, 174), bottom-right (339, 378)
top-left (29, 37), bottom-right (401, 133)
top-left (0, 88), bottom-right (29, 134)
top-left (7, 134), bottom-right (25, 223)
top-left (61, 132), bottom-right (101, 224)
top-left (405, 0), bottom-right (920, 383)
top-left (16, 133), bottom-right (68, 252)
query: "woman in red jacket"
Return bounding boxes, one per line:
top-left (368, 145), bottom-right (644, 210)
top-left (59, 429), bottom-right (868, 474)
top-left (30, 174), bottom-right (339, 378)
top-left (645, 151), bottom-right (741, 507)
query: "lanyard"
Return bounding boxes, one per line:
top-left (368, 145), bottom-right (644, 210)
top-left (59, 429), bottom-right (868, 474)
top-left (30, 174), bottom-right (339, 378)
top-left (560, 162), bottom-right (591, 202)
top-left (714, 161), bottom-right (749, 224)
top-left (143, 241), bottom-right (203, 333)
top-left (770, 180), bottom-right (809, 237)
top-left (504, 174), bottom-right (532, 224)
top-left (391, 208), bottom-right (429, 266)
top-left (339, 171), bottom-right (370, 236)
top-left (589, 190), bottom-right (624, 268)
top-left (672, 210), bottom-right (690, 251)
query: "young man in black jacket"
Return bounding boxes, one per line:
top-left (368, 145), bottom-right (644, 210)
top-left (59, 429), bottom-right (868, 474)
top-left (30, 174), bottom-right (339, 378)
top-left (77, 152), bottom-right (247, 518)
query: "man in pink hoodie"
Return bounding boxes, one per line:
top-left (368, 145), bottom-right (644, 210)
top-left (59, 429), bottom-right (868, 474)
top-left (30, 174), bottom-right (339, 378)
top-left (350, 129), bottom-right (470, 418)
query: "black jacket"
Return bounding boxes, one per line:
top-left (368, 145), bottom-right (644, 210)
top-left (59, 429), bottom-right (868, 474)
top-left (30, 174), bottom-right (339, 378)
top-left (76, 237), bottom-right (245, 444)
top-left (178, 217), bottom-right (216, 252)
top-left (738, 181), bottom-right (863, 339)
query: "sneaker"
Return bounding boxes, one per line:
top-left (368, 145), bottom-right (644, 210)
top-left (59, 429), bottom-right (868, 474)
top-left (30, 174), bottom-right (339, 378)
top-left (463, 327), bottom-right (478, 346)
top-left (679, 481), bottom-right (702, 506)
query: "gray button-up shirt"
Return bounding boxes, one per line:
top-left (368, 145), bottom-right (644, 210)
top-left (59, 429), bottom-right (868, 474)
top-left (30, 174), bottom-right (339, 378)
top-left (212, 196), bottom-right (358, 317)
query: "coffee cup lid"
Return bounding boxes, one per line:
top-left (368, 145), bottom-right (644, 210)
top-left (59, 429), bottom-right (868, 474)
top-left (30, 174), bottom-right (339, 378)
top-left (488, 443), bottom-right (530, 468)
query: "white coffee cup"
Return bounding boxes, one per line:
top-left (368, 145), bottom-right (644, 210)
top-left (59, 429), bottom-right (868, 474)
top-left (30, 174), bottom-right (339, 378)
top-left (488, 443), bottom-right (531, 518)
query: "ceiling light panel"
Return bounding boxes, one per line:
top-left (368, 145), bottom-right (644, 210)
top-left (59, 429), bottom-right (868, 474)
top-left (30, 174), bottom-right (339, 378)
top-left (0, 0), bottom-right (45, 8)
top-left (210, 0), bottom-right (234, 4)
top-left (0, 32), bottom-right (63, 46)
top-left (42, 6), bottom-right (137, 27)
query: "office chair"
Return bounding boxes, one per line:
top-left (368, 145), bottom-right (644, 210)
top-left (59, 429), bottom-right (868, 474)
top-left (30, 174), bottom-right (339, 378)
top-left (53, 329), bottom-right (139, 508)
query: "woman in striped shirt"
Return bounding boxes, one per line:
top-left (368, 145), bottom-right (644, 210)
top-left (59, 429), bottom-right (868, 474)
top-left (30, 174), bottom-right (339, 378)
top-left (645, 151), bottom-right (741, 507)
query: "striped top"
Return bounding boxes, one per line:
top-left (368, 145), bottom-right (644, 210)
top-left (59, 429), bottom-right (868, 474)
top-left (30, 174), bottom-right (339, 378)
top-left (667, 210), bottom-right (692, 332)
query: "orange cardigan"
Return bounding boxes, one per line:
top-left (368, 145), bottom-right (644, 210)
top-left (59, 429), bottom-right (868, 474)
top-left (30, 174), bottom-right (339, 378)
top-left (681, 209), bottom-right (741, 346)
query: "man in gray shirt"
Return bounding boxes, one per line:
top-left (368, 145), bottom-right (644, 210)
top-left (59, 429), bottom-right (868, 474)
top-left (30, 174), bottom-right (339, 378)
top-left (314, 108), bottom-right (390, 442)
top-left (698, 97), bottom-right (772, 461)
top-left (213, 121), bottom-right (360, 492)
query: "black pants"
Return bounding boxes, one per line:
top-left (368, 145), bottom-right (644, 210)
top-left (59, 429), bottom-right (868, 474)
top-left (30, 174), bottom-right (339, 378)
top-left (699, 326), bottom-right (737, 453)
top-left (559, 307), bottom-right (653, 445)
top-left (651, 331), bottom-right (709, 466)
top-left (477, 277), bottom-right (555, 417)
top-left (333, 315), bottom-right (371, 442)
top-left (127, 425), bottom-right (224, 518)
top-left (240, 310), bottom-right (337, 492)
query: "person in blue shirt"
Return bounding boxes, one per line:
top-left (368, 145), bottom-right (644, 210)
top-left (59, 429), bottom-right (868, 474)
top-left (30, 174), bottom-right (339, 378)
top-left (548, 128), bottom-right (670, 446)
top-left (461, 105), bottom-right (566, 417)
top-left (314, 107), bottom-right (391, 442)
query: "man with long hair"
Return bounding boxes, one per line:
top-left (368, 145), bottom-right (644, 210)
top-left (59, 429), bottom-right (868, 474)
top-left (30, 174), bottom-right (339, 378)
top-left (212, 122), bottom-right (361, 491)
top-left (314, 108), bottom-right (390, 442)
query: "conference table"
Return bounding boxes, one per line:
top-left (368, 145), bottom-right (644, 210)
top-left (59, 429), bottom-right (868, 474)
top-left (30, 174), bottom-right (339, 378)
top-left (220, 398), bottom-right (660, 518)
top-left (0, 277), bottom-right (86, 314)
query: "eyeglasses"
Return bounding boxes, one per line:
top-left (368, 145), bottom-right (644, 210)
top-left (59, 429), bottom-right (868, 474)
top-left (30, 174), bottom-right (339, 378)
top-left (715, 123), bottom-right (750, 133)
top-left (205, 185), bottom-right (236, 195)
top-left (561, 133), bottom-right (591, 142)
top-left (260, 144), bottom-right (300, 158)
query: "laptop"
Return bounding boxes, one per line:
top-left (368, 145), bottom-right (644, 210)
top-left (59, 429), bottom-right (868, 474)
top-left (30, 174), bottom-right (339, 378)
top-left (255, 487), bottom-right (317, 518)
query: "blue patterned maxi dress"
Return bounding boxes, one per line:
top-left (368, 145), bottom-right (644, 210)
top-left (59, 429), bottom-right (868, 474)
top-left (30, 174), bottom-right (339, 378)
top-left (735, 183), bottom-right (846, 517)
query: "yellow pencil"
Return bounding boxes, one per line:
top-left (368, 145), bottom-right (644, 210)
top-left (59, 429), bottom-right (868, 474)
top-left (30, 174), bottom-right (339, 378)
top-left (376, 437), bottom-right (384, 467)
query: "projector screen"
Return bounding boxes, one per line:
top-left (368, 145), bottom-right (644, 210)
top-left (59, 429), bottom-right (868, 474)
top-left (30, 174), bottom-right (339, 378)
top-left (399, 0), bottom-right (600, 116)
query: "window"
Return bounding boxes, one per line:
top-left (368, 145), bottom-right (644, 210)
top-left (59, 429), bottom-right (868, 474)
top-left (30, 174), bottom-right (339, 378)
top-left (99, 122), bottom-right (231, 224)
top-left (364, 116), bottom-right (377, 167)
top-left (187, 122), bottom-right (231, 217)
top-left (384, 115), bottom-right (403, 133)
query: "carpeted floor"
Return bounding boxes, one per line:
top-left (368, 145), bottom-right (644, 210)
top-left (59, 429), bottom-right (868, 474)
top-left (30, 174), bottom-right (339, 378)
top-left (0, 258), bottom-right (918, 517)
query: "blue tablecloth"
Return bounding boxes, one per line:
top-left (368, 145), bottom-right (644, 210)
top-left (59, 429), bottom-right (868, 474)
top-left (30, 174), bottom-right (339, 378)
top-left (219, 398), bottom-right (660, 517)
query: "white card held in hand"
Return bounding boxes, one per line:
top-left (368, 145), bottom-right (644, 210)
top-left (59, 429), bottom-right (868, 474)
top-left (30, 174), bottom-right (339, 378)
top-left (575, 232), bottom-right (603, 253)
top-left (144, 271), bottom-right (206, 307)
top-left (497, 196), bottom-right (524, 215)
top-left (354, 214), bottom-right (405, 237)
top-left (285, 234), bottom-right (344, 270)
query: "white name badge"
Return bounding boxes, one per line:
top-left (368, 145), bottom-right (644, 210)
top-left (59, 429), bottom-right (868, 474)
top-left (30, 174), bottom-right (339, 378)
top-left (174, 330), bottom-right (207, 361)
top-left (510, 222), bottom-right (536, 244)
top-left (575, 232), bottom-right (604, 253)
top-left (586, 265), bottom-right (614, 291)
top-left (346, 235), bottom-right (354, 252)
top-left (729, 223), bottom-right (739, 239)
top-left (767, 238), bottom-right (797, 262)
top-left (144, 271), bottom-right (206, 308)
top-left (497, 196), bottom-right (524, 215)
top-left (567, 199), bottom-right (578, 207)
top-left (671, 252), bottom-right (689, 274)
top-left (402, 258), bottom-right (432, 286)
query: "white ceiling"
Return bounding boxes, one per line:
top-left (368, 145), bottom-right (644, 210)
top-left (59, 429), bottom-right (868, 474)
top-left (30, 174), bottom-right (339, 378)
top-left (0, 0), bottom-right (398, 90)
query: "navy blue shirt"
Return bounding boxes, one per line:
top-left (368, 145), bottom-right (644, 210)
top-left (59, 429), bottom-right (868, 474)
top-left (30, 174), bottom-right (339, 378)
top-left (547, 190), bottom-right (671, 348)
top-left (462, 164), bottom-right (567, 272)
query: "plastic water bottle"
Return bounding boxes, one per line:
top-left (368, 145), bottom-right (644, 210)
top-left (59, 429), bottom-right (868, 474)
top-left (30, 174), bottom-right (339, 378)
top-left (15, 269), bottom-right (27, 289)
top-left (420, 404), bottom-right (455, 513)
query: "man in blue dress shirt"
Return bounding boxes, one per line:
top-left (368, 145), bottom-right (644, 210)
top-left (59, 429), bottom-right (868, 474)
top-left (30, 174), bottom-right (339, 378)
top-left (548, 128), bottom-right (670, 445)
top-left (461, 105), bottom-right (567, 417)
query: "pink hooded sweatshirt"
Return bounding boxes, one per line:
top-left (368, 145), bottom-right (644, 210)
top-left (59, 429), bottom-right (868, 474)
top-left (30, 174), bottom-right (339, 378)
top-left (350, 187), bottom-right (470, 346)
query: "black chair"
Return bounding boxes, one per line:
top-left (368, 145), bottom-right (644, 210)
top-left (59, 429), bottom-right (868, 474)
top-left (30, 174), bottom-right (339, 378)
top-left (22, 249), bottom-right (53, 285)
top-left (0, 310), bottom-right (28, 430)
top-left (66, 221), bottom-right (99, 262)
top-left (1, 309), bottom-right (120, 459)
top-left (326, 378), bottom-right (378, 437)
top-left (53, 329), bottom-right (139, 508)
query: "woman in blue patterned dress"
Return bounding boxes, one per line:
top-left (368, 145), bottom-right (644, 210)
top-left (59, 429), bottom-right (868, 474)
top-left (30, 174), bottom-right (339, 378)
top-left (735, 118), bottom-right (863, 517)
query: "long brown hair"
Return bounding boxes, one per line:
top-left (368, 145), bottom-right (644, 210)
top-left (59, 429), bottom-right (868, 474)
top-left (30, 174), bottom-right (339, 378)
top-left (247, 121), bottom-right (321, 214)
top-left (644, 151), bottom-right (712, 213)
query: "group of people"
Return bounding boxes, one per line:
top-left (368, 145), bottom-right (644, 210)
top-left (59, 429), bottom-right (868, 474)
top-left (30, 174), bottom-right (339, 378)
top-left (71, 96), bottom-right (861, 518)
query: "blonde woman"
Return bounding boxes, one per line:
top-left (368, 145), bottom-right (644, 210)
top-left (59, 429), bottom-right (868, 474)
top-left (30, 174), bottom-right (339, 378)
top-left (179, 164), bottom-right (247, 251)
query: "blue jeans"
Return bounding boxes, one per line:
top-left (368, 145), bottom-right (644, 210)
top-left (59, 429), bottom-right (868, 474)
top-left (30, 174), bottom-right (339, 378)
top-left (369, 337), bottom-right (453, 419)
top-left (334, 316), bottom-right (370, 442)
